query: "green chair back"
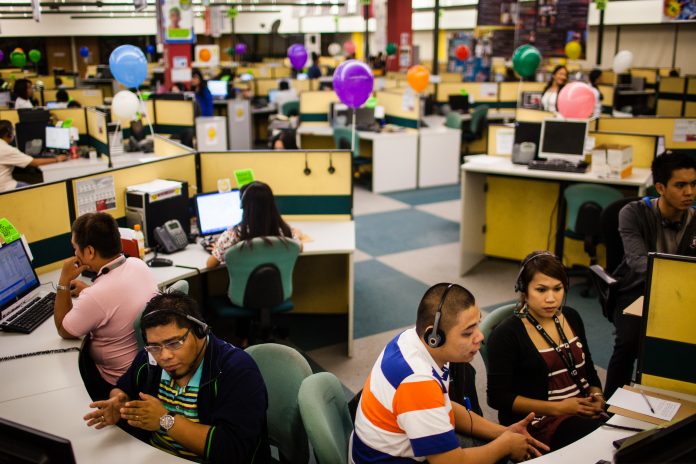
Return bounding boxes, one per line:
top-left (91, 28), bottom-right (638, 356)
top-left (564, 184), bottom-right (624, 233)
top-left (333, 126), bottom-right (360, 158)
top-left (469, 104), bottom-right (489, 136)
top-left (479, 303), bottom-right (517, 369)
top-left (134, 279), bottom-right (189, 349)
top-left (445, 111), bottom-right (462, 130)
top-left (281, 100), bottom-right (300, 117)
top-left (246, 343), bottom-right (312, 464)
top-left (298, 372), bottom-right (353, 464)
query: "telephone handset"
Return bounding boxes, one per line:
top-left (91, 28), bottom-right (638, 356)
top-left (153, 219), bottom-right (188, 254)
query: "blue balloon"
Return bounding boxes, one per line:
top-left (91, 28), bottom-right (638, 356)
top-left (146, 45), bottom-right (155, 55)
top-left (109, 45), bottom-right (148, 89)
top-left (79, 46), bottom-right (89, 58)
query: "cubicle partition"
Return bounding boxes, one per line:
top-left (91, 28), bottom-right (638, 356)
top-left (638, 254), bottom-right (696, 396)
top-left (592, 132), bottom-right (659, 168)
top-left (436, 82), bottom-right (498, 106)
top-left (657, 76), bottom-right (687, 116)
top-left (153, 99), bottom-right (194, 135)
top-left (111, 99), bottom-right (155, 136)
top-left (514, 108), bottom-right (555, 122)
top-left (376, 90), bottom-right (420, 128)
top-left (630, 68), bottom-right (659, 89)
top-left (254, 78), bottom-right (278, 97)
top-left (43, 88), bottom-right (104, 107)
top-left (86, 108), bottom-right (109, 155)
top-left (299, 90), bottom-right (339, 122)
top-left (597, 85), bottom-right (615, 114)
top-left (50, 108), bottom-right (87, 136)
top-left (498, 82), bottom-right (546, 109)
top-left (0, 109), bottom-right (19, 126)
top-left (597, 116), bottom-right (696, 151)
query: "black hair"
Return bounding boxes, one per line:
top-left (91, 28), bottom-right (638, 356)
top-left (279, 80), bottom-right (290, 91)
top-left (515, 251), bottom-right (568, 311)
top-left (140, 292), bottom-right (204, 343)
top-left (416, 283), bottom-right (476, 337)
top-left (13, 79), bottom-right (32, 100)
top-left (652, 152), bottom-right (696, 186)
top-left (237, 181), bottom-right (293, 246)
top-left (191, 69), bottom-right (206, 94)
top-left (56, 89), bottom-right (69, 103)
top-left (0, 120), bottom-right (13, 139)
top-left (67, 100), bottom-right (82, 108)
top-left (272, 130), bottom-right (298, 150)
top-left (589, 69), bottom-right (602, 87)
top-left (71, 212), bottom-right (122, 258)
top-left (543, 65), bottom-right (568, 94)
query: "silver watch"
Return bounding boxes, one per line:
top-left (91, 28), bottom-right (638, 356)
top-left (159, 413), bottom-right (176, 433)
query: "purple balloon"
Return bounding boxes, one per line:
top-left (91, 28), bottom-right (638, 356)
top-left (287, 44), bottom-right (308, 71)
top-left (332, 60), bottom-right (374, 109)
top-left (0, 50), bottom-right (3, 62)
top-left (235, 43), bottom-right (247, 55)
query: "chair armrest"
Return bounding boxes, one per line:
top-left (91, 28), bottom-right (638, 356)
top-left (590, 264), bottom-right (617, 285)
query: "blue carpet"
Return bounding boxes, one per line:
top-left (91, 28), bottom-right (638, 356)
top-left (356, 209), bottom-right (460, 257)
top-left (384, 185), bottom-right (461, 206)
top-left (354, 260), bottom-right (429, 338)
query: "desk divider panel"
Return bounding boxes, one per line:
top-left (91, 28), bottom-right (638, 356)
top-left (598, 85), bottom-right (615, 113)
top-left (657, 77), bottom-right (687, 116)
top-left (29, 76), bottom-right (56, 90)
top-left (439, 72), bottom-right (463, 83)
top-left (436, 82), bottom-right (498, 104)
top-left (43, 88), bottom-right (104, 107)
top-left (153, 100), bottom-right (194, 135)
top-left (0, 182), bottom-right (73, 273)
top-left (254, 78), bottom-right (278, 97)
top-left (86, 108), bottom-right (109, 155)
top-left (292, 79), bottom-right (312, 93)
top-left (486, 124), bottom-right (514, 157)
top-left (638, 254), bottom-right (696, 395)
top-left (50, 108), bottom-right (87, 137)
top-left (299, 90), bottom-right (339, 123)
top-left (111, 100), bottom-right (154, 135)
top-left (272, 67), bottom-right (292, 79)
top-left (376, 90), bottom-right (420, 128)
top-left (597, 117), bottom-right (696, 150)
top-left (631, 68), bottom-right (659, 87)
top-left (498, 82), bottom-right (546, 108)
top-left (591, 131), bottom-right (658, 168)
top-left (515, 108), bottom-right (554, 122)
top-left (153, 135), bottom-right (194, 157)
top-left (685, 77), bottom-right (696, 117)
top-left (199, 150), bottom-right (352, 220)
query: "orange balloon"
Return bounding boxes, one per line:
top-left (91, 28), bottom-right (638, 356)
top-left (199, 48), bottom-right (211, 62)
top-left (407, 65), bottom-right (430, 93)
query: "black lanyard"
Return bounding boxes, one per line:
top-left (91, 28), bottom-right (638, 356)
top-left (523, 310), bottom-right (588, 396)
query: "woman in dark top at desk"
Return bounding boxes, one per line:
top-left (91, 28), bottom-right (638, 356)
top-left (191, 69), bottom-right (213, 117)
top-left (206, 181), bottom-right (301, 268)
top-left (541, 65), bottom-right (568, 113)
top-left (487, 251), bottom-right (606, 452)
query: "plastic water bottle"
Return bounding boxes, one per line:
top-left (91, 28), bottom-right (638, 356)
top-left (133, 224), bottom-right (146, 259)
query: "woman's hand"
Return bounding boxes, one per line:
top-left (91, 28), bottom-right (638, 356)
top-left (555, 397), bottom-right (604, 417)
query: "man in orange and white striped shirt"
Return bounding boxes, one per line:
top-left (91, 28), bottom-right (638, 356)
top-left (351, 284), bottom-right (549, 464)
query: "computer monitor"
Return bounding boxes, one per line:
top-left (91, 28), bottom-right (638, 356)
top-left (17, 108), bottom-right (50, 124)
top-left (514, 121), bottom-right (542, 157)
top-left (354, 107), bottom-right (376, 128)
top-left (15, 122), bottom-right (46, 156)
top-left (448, 95), bottom-right (469, 113)
top-left (45, 101), bottom-right (60, 109)
top-left (617, 73), bottom-right (632, 86)
top-left (296, 73), bottom-right (308, 81)
top-left (268, 89), bottom-right (279, 104)
top-left (539, 119), bottom-right (588, 161)
top-left (614, 412), bottom-right (696, 463)
top-left (0, 417), bottom-right (76, 464)
top-left (0, 91), bottom-right (11, 107)
top-left (195, 190), bottom-right (243, 236)
top-left (0, 240), bottom-right (40, 316)
top-left (333, 105), bottom-right (375, 128)
top-left (207, 80), bottom-right (227, 98)
top-left (521, 91), bottom-right (543, 109)
top-left (45, 127), bottom-right (71, 151)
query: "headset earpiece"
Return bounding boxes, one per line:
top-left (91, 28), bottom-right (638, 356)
top-left (514, 251), bottom-right (556, 293)
top-left (423, 284), bottom-right (454, 349)
top-left (141, 308), bottom-right (210, 342)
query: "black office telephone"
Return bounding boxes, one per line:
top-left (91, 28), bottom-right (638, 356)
top-left (153, 219), bottom-right (188, 254)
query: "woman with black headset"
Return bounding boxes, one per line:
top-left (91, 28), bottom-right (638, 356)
top-left (486, 251), bottom-right (606, 452)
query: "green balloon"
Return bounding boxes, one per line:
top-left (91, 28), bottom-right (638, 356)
top-left (28, 49), bottom-right (41, 64)
top-left (227, 7), bottom-right (238, 19)
top-left (512, 44), bottom-right (542, 78)
top-left (10, 51), bottom-right (26, 68)
top-left (365, 96), bottom-right (377, 109)
top-left (226, 47), bottom-right (234, 56)
top-left (386, 43), bottom-right (397, 56)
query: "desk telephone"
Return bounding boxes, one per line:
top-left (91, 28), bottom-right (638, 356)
top-left (154, 220), bottom-right (188, 254)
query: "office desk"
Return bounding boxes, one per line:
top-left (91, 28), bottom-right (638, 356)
top-left (418, 127), bottom-right (461, 188)
top-left (459, 155), bottom-right (653, 274)
top-left (39, 152), bottom-right (159, 183)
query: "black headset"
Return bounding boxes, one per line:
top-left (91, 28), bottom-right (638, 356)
top-left (90, 254), bottom-right (127, 282)
top-left (140, 308), bottom-right (210, 341)
top-left (514, 251), bottom-right (562, 293)
top-left (423, 283), bottom-right (455, 349)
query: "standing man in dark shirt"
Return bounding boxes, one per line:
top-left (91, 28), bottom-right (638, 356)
top-left (604, 152), bottom-right (696, 398)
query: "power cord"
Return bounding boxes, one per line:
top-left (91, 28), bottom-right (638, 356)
top-left (0, 347), bottom-right (80, 363)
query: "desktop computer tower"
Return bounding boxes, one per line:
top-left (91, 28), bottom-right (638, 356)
top-left (125, 180), bottom-right (190, 248)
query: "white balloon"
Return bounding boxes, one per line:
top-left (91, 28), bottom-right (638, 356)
top-left (328, 43), bottom-right (342, 57)
top-left (112, 90), bottom-right (140, 120)
top-left (612, 50), bottom-right (634, 74)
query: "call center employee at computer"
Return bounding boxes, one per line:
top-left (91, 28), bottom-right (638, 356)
top-left (541, 66), bottom-right (568, 113)
top-left (0, 120), bottom-right (67, 192)
top-left (54, 212), bottom-right (158, 399)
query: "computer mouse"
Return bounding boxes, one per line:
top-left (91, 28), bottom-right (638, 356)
top-left (148, 257), bottom-right (173, 267)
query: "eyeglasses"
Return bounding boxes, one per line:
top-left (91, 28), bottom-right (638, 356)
top-left (144, 328), bottom-right (190, 355)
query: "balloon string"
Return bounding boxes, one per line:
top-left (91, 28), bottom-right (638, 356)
top-left (136, 89), bottom-right (156, 138)
top-left (517, 77), bottom-right (523, 110)
top-left (351, 110), bottom-right (356, 155)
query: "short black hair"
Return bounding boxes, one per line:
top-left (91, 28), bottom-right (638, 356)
top-left (279, 80), bottom-right (290, 91)
top-left (13, 79), bottom-right (32, 100)
top-left (141, 292), bottom-right (205, 342)
top-left (71, 212), bottom-right (122, 258)
top-left (589, 69), bottom-right (602, 85)
top-left (652, 152), bottom-right (696, 186)
top-left (416, 283), bottom-right (476, 337)
top-left (56, 89), bottom-right (69, 102)
top-left (0, 120), bottom-right (13, 139)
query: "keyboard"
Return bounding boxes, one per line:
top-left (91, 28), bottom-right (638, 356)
top-left (0, 292), bottom-right (56, 334)
top-left (528, 159), bottom-right (589, 173)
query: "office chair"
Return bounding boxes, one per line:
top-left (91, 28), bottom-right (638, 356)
top-left (246, 344), bottom-right (312, 464)
top-left (281, 100), bottom-right (300, 118)
top-left (333, 126), bottom-right (370, 182)
top-left (564, 184), bottom-right (624, 297)
top-left (208, 237), bottom-right (301, 342)
top-left (479, 303), bottom-right (517, 370)
top-left (461, 104), bottom-right (489, 158)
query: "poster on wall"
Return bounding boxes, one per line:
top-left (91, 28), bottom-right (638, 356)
top-left (534, 0), bottom-right (590, 58)
top-left (162, 0), bottom-right (194, 43)
top-left (663, 0), bottom-right (696, 21)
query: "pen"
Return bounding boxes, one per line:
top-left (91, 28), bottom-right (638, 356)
top-left (639, 390), bottom-right (655, 414)
top-left (601, 423), bottom-right (646, 433)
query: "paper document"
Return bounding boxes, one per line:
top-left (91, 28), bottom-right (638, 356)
top-left (495, 128), bottom-right (514, 155)
top-left (607, 388), bottom-right (681, 421)
top-left (622, 296), bottom-right (644, 317)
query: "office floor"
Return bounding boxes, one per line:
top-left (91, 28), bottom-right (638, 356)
top-left (292, 183), bottom-right (616, 422)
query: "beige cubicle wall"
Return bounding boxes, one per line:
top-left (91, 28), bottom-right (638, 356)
top-left (598, 117), bottom-right (696, 150)
top-left (50, 108), bottom-right (88, 136)
top-left (486, 124), bottom-right (514, 157)
top-left (657, 77), bottom-right (687, 117)
top-left (29, 76), bottom-right (57, 90)
top-left (299, 90), bottom-right (339, 123)
top-left (436, 82), bottom-right (498, 104)
top-left (0, 109), bottom-right (20, 126)
top-left (43, 88), bottom-right (104, 107)
top-left (687, 77), bottom-right (696, 117)
top-left (255, 78), bottom-right (278, 97)
top-left (598, 85), bottom-right (615, 112)
top-left (514, 108), bottom-right (555, 122)
top-left (153, 99), bottom-right (194, 134)
top-left (498, 82), bottom-right (546, 108)
top-left (376, 90), bottom-right (421, 128)
top-left (591, 132), bottom-right (658, 169)
top-left (291, 79), bottom-right (312, 93)
top-left (153, 135), bottom-right (195, 157)
top-left (630, 68), bottom-right (659, 86)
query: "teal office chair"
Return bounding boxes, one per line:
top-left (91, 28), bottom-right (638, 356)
top-left (134, 279), bottom-right (189, 349)
top-left (461, 104), bottom-right (489, 158)
top-left (333, 126), bottom-right (370, 182)
top-left (208, 237), bottom-right (301, 341)
top-left (479, 303), bottom-right (517, 370)
top-left (281, 100), bottom-right (300, 117)
top-left (246, 343), bottom-right (312, 464)
top-left (298, 372), bottom-right (353, 464)
top-left (564, 184), bottom-right (624, 296)
top-left (445, 111), bottom-right (463, 130)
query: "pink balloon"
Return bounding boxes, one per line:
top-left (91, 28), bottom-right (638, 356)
top-left (557, 82), bottom-right (596, 119)
top-left (343, 41), bottom-right (356, 55)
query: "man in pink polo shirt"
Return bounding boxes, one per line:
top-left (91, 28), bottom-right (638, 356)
top-left (54, 212), bottom-right (158, 399)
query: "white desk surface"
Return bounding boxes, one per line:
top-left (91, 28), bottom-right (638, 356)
top-left (39, 151), bottom-right (168, 184)
top-left (461, 154), bottom-right (653, 188)
top-left (297, 123), bottom-right (418, 138)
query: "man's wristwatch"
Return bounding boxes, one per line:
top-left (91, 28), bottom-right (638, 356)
top-left (159, 413), bottom-right (176, 433)
top-left (56, 283), bottom-right (70, 292)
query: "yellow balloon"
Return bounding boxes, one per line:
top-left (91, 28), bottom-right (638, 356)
top-left (565, 41), bottom-right (582, 60)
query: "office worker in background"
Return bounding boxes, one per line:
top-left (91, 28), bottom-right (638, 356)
top-left (486, 252), bottom-right (605, 452)
top-left (588, 69), bottom-right (603, 118)
top-left (307, 52), bottom-right (322, 79)
top-left (274, 80), bottom-right (298, 115)
top-left (84, 292), bottom-right (269, 463)
top-left (351, 283), bottom-right (548, 464)
top-left (54, 212), bottom-right (159, 399)
top-left (55, 89), bottom-right (70, 109)
top-left (191, 69), bottom-right (213, 117)
top-left (270, 129), bottom-right (298, 150)
top-left (206, 181), bottom-right (302, 268)
top-left (540, 65), bottom-right (568, 113)
top-left (13, 78), bottom-right (35, 109)
top-left (0, 120), bottom-right (67, 192)
top-left (604, 152), bottom-right (696, 398)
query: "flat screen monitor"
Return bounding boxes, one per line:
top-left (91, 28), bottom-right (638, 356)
top-left (45, 126), bottom-right (71, 150)
top-left (45, 101), bottom-right (60, 109)
top-left (15, 122), bottom-right (46, 156)
top-left (296, 73), bottom-right (308, 80)
top-left (539, 119), bottom-right (588, 161)
top-left (514, 121), bottom-right (542, 157)
top-left (333, 105), bottom-right (375, 128)
top-left (0, 91), bottom-right (11, 107)
top-left (0, 417), bottom-right (76, 464)
top-left (617, 73), bottom-right (632, 86)
top-left (268, 89), bottom-right (279, 104)
top-left (207, 80), bottom-right (227, 98)
top-left (615, 412), bottom-right (696, 463)
top-left (448, 95), bottom-right (469, 113)
top-left (0, 239), bottom-right (40, 316)
top-left (521, 91), bottom-right (543, 109)
top-left (195, 190), bottom-right (243, 236)
top-left (17, 108), bottom-right (50, 124)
